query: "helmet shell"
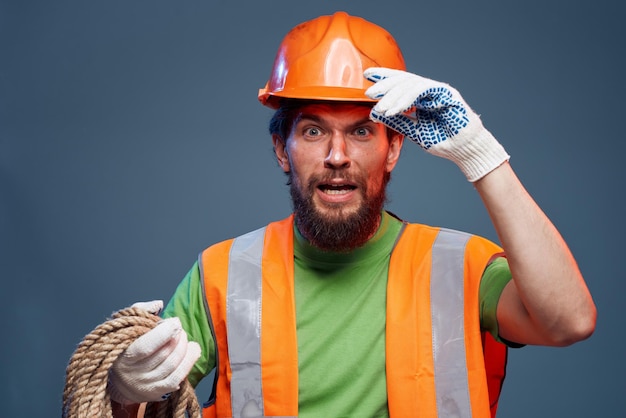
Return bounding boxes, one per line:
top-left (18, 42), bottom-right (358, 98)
top-left (258, 11), bottom-right (406, 109)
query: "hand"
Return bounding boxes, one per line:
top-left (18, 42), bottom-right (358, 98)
top-left (131, 300), bottom-right (165, 315)
top-left (364, 67), bottom-right (509, 182)
top-left (108, 301), bottom-right (201, 405)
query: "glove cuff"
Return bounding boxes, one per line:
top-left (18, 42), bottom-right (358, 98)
top-left (107, 369), bottom-right (174, 405)
top-left (428, 119), bottom-right (510, 182)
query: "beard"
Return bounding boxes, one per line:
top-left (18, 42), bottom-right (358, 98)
top-left (289, 170), bottom-right (390, 253)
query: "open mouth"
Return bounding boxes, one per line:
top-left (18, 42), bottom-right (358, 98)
top-left (318, 183), bottom-right (357, 195)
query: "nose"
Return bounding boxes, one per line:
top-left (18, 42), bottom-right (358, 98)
top-left (324, 133), bottom-right (351, 169)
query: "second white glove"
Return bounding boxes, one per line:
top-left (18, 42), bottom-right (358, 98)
top-left (108, 307), bottom-right (201, 405)
top-left (364, 67), bottom-right (509, 182)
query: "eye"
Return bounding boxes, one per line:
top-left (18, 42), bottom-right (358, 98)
top-left (352, 126), bottom-right (372, 139)
top-left (303, 126), bottom-right (323, 138)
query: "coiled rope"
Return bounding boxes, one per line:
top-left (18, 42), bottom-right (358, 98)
top-left (63, 306), bottom-right (201, 418)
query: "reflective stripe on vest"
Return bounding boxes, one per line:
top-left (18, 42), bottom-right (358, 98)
top-left (224, 226), bottom-right (474, 417)
top-left (226, 226), bottom-right (267, 417)
top-left (431, 228), bottom-right (472, 416)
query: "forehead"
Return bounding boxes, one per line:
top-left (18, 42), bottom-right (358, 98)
top-left (294, 103), bottom-right (373, 123)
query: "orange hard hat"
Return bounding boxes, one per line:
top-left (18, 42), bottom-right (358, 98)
top-left (258, 11), bottom-right (406, 109)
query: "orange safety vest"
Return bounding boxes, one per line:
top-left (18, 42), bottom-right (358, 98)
top-left (200, 215), bottom-right (507, 418)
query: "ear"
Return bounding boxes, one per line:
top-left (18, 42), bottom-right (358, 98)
top-left (385, 132), bottom-right (404, 172)
top-left (272, 134), bottom-right (290, 172)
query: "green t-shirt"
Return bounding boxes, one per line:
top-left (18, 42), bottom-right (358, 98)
top-left (163, 212), bottom-right (512, 417)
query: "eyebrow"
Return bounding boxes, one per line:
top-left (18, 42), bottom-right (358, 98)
top-left (348, 117), bottom-right (376, 130)
top-left (294, 113), bottom-right (322, 125)
top-left (295, 113), bottom-right (374, 129)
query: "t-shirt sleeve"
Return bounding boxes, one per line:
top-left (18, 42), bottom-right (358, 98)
top-left (479, 257), bottom-right (522, 347)
top-left (162, 261), bottom-right (216, 387)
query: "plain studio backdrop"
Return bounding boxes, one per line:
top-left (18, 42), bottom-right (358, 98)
top-left (1, 1), bottom-right (624, 416)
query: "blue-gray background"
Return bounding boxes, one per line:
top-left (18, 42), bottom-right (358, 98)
top-left (1, 1), bottom-right (624, 416)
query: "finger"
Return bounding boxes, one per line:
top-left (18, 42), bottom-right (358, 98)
top-left (140, 329), bottom-right (191, 382)
top-left (159, 341), bottom-right (202, 391)
top-left (376, 89), bottom-right (419, 115)
top-left (123, 317), bottom-right (182, 360)
top-left (363, 66), bottom-right (404, 82)
top-left (131, 300), bottom-right (164, 315)
top-left (127, 328), bottom-right (184, 372)
top-left (366, 75), bottom-right (415, 113)
top-left (369, 111), bottom-right (414, 140)
top-left (364, 68), bottom-right (412, 101)
top-left (367, 75), bottom-right (439, 116)
top-left (364, 77), bottom-right (393, 100)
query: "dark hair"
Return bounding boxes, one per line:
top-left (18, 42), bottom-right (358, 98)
top-left (268, 99), bottom-right (305, 144)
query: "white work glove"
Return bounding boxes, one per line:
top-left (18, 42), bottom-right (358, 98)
top-left (364, 67), bottom-right (510, 182)
top-left (108, 300), bottom-right (202, 405)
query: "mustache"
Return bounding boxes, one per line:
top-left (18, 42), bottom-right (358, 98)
top-left (306, 170), bottom-right (367, 191)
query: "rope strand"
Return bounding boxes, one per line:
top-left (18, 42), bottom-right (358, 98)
top-left (63, 307), bottom-right (200, 418)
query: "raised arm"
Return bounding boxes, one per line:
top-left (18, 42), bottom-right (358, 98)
top-left (474, 162), bottom-right (595, 345)
top-left (364, 67), bottom-right (596, 346)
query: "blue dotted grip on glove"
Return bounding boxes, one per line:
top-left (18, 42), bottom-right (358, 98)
top-left (370, 87), bottom-right (469, 150)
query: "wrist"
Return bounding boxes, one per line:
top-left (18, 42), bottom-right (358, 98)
top-left (111, 400), bottom-right (141, 418)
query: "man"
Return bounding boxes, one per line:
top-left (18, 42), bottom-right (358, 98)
top-left (107, 11), bottom-right (596, 418)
